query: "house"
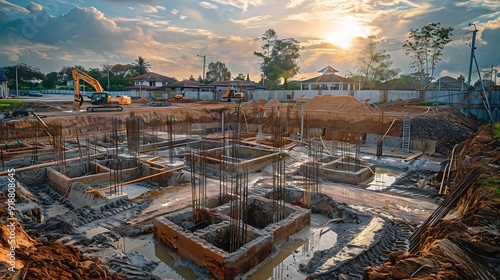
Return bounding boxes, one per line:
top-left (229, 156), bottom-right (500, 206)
top-left (0, 68), bottom-right (9, 98)
top-left (207, 80), bottom-right (260, 93)
top-left (428, 76), bottom-right (465, 91)
top-left (299, 66), bottom-right (356, 90)
top-left (162, 80), bottom-right (200, 93)
top-left (127, 72), bottom-right (177, 96)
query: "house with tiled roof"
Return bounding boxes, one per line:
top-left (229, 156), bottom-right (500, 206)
top-left (127, 72), bottom-right (177, 95)
top-left (428, 76), bottom-right (465, 91)
top-left (0, 68), bottom-right (9, 98)
top-left (299, 66), bottom-right (356, 90)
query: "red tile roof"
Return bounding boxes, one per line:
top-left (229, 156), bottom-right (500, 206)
top-left (129, 72), bottom-right (176, 82)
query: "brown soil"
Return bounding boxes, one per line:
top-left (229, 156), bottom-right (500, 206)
top-left (363, 125), bottom-right (500, 280)
top-left (0, 193), bottom-right (127, 280)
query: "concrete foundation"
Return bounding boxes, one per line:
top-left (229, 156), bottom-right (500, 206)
top-left (300, 157), bottom-right (375, 185)
top-left (47, 161), bottom-right (138, 196)
top-left (154, 196), bottom-right (310, 279)
top-left (189, 144), bottom-right (284, 173)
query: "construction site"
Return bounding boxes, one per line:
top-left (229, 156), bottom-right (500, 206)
top-left (0, 94), bottom-right (499, 280)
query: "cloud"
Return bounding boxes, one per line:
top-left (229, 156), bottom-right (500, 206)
top-left (229, 15), bottom-right (271, 26)
top-left (0, 0), bottom-right (29, 13)
top-left (286, 0), bottom-right (307, 9)
top-left (199, 2), bottom-right (218, 10)
top-left (26, 2), bottom-right (43, 13)
top-left (210, 0), bottom-right (264, 12)
top-left (485, 16), bottom-right (500, 29)
top-left (139, 4), bottom-right (166, 13)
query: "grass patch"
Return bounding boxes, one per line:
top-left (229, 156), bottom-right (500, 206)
top-left (478, 176), bottom-right (500, 202)
top-left (0, 99), bottom-right (24, 111)
top-left (493, 123), bottom-right (500, 138)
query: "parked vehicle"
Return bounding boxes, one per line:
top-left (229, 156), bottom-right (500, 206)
top-left (28, 91), bottom-right (43, 97)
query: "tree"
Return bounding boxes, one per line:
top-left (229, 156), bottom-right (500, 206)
top-left (272, 38), bottom-right (301, 89)
top-left (133, 56), bottom-right (151, 75)
top-left (354, 41), bottom-right (400, 89)
top-left (255, 29), bottom-right (302, 89)
top-left (234, 74), bottom-right (245, 81)
top-left (205, 61), bottom-right (231, 82)
top-left (403, 22), bottom-right (453, 90)
top-left (3, 63), bottom-right (45, 90)
top-left (42, 71), bottom-right (58, 89)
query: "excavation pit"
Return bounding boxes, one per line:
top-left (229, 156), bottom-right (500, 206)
top-left (189, 144), bottom-right (283, 173)
top-left (154, 196), bottom-right (310, 279)
top-left (154, 215), bottom-right (272, 279)
top-left (301, 157), bottom-right (375, 185)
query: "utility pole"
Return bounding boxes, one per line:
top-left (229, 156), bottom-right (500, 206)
top-left (106, 63), bottom-right (114, 89)
top-left (197, 54), bottom-right (206, 83)
top-left (466, 23), bottom-right (494, 123)
top-left (467, 24), bottom-right (477, 88)
top-left (15, 64), bottom-right (19, 97)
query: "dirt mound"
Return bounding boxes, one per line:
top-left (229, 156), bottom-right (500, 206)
top-left (304, 94), bottom-right (376, 113)
top-left (0, 193), bottom-right (127, 280)
top-left (363, 126), bottom-right (500, 280)
top-left (16, 241), bottom-right (127, 280)
top-left (403, 116), bottom-right (477, 154)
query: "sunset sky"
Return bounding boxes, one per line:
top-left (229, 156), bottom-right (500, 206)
top-left (1, 0), bottom-right (499, 83)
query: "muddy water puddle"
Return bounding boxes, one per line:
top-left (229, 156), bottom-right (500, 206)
top-left (245, 213), bottom-right (337, 279)
top-left (116, 234), bottom-right (207, 279)
top-left (365, 167), bottom-right (401, 191)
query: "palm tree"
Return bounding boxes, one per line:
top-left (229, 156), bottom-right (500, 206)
top-left (133, 56), bottom-right (151, 75)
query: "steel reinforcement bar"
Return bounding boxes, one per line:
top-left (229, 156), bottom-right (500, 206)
top-left (408, 166), bottom-right (484, 254)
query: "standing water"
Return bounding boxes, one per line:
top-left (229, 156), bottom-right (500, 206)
top-left (365, 167), bottom-right (401, 191)
top-left (244, 213), bottom-right (338, 279)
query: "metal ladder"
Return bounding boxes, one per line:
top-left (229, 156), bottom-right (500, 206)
top-left (402, 115), bottom-right (411, 152)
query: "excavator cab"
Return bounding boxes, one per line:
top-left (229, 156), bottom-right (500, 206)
top-left (90, 92), bottom-right (110, 105)
top-left (87, 92), bottom-right (123, 112)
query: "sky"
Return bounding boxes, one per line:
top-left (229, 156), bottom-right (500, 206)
top-left (1, 0), bottom-right (499, 83)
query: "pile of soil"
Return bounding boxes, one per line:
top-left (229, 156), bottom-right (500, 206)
top-left (0, 192), bottom-right (127, 280)
top-left (303, 94), bottom-right (376, 113)
top-left (363, 125), bottom-right (500, 279)
top-left (403, 116), bottom-right (479, 154)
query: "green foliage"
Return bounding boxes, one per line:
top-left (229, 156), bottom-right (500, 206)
top-left (354, 41), bottom-right (401, 89)
top-left (493, 123), bottom-right (500, 138)
top-left (205, 61), bottom-right (231, 83)
top-left (42, 71), bottom-right (59, 89)
top-left (0, 99), bottom-right (23, 111)
top-left (403, 22), bottom-right (453, 90)
top-left (133, 56), bottom-right (151, 75)
top-left (3, 63), bottom-right (45, 90)
top-left (255, 29), bottom-right (302, 90)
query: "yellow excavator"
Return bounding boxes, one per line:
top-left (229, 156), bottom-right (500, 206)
top-left (222, 84), bottom-right (244, 102)
top-left (72, 67), bottom-right (131, 112)
top-left (174, 91), bottom-right (185, 100)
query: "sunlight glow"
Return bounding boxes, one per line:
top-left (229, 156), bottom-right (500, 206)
top-left (325, 19), bottom-right (371, 49)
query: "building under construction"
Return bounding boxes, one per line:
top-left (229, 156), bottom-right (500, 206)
top-left (1, 94), bottom-right (496, 280)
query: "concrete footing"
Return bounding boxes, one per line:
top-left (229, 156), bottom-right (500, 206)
top-left (154, 196), bottom-right (310, 279)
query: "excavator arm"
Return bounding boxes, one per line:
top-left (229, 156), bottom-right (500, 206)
top-left (72, 67), bottom-right (104, 111)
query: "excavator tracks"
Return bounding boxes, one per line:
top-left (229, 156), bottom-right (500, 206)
top-left (87, 106), bottom-right (123, 112)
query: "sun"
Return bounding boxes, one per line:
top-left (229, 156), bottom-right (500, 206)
top-left (325, 19), bottom-right (371, 50)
